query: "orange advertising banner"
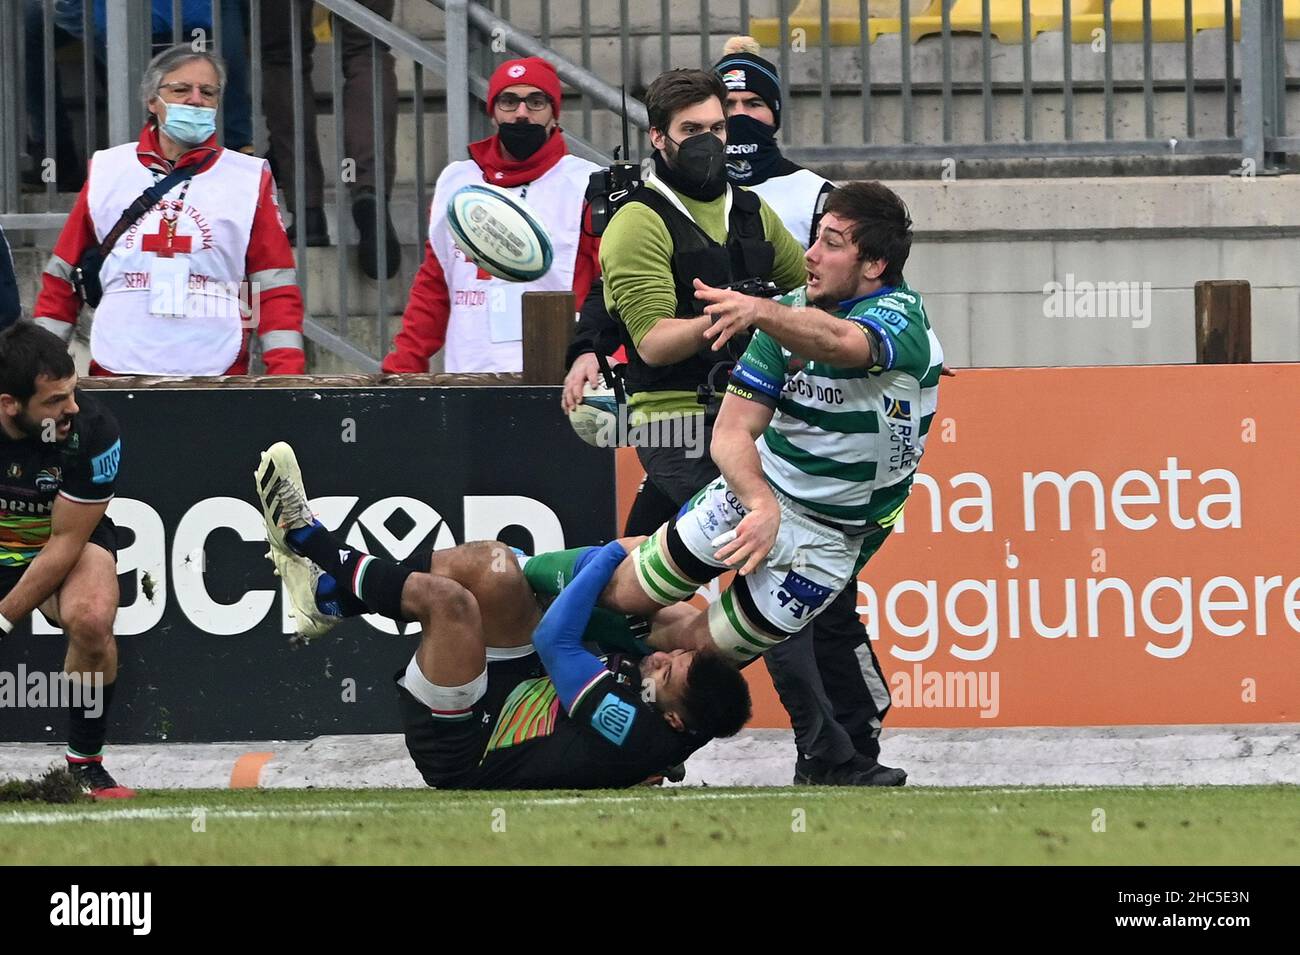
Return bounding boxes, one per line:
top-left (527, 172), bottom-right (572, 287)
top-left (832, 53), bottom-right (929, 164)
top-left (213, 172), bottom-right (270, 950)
top-left (616, 364), bottom-right (1300, 728)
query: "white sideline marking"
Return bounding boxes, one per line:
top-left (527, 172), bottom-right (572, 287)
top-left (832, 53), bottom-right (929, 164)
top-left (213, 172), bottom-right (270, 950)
top-left (0, 785), bottom-right (1125, 826)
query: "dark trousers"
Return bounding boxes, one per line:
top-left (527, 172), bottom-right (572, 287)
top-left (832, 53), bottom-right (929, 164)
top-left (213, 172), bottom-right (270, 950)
top-left (260, 0), bottom-right (397, 209)
top-left (766, 586), bottom-right (892, 764)
top-left (628, 425), bottom-right (891, 766)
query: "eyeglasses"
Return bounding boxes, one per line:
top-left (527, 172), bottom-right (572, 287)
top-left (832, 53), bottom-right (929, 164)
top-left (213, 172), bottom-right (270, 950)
top-left (495, 92), bottom-right (552, 112)
top-left (158, 82), bottom-right (221, 102)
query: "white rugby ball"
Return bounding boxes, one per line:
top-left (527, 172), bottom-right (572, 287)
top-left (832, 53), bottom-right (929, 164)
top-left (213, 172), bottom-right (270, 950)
top-left (567, 382), bottom-right (622, 448)
top-left (446, 183), bottom-right (554, 282)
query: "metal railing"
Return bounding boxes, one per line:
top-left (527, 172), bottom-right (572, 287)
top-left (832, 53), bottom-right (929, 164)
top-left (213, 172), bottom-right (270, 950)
top-left (0, 0), bottom-right (1294, 372)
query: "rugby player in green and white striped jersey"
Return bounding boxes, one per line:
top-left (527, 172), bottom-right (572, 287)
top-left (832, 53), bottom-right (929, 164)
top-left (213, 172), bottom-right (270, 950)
top-left (600, 181), bottom-right (944, 665)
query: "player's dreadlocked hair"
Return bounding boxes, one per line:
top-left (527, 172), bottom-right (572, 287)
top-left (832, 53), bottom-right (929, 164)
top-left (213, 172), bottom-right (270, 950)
top-left (681, 652), bottom-right (752, 738)
top-left (822, 180), bottom-right (914, 286)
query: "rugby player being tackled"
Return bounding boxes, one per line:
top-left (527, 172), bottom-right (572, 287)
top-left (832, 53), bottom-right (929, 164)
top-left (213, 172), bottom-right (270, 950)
top-left (597, 181), bottom-right (944, 784)
top-left (255, 444), bottom-right (750, 790)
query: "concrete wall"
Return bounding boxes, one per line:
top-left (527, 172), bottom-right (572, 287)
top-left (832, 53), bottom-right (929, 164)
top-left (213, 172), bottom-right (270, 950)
top-left (893, 175), bottom-right (1300, 366)
top-left (10, 174), bottom-right (1294, 373)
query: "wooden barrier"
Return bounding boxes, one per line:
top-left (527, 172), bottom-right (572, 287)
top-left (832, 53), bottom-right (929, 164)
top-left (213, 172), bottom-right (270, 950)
top-left (521, 290), bottom-right (575, 385)
top-left (1195, 280), bottom-right (1252, 364)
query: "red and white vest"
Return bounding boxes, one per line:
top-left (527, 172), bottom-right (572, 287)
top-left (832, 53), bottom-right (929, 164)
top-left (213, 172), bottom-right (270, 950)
top-left (87, 143), bottom-right (265, 375)
top-left (429, 153), bottom-right (597, 373)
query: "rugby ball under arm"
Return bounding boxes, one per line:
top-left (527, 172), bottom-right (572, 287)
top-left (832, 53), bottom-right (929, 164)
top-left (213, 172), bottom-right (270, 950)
top-left (446, 183), bottom-right (555, 283)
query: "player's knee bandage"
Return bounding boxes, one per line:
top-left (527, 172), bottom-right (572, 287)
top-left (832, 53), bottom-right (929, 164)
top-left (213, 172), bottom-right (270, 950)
top-left (707, 576), bottom-right (794, 664)
top-left (633, 526), bottom-right (713, 606)
top-left (399, 655), bottom-right (488, 716)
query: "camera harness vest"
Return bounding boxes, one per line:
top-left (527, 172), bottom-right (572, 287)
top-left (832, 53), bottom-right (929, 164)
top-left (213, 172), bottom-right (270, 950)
top-left (614, 177), bottom-right (776, 403)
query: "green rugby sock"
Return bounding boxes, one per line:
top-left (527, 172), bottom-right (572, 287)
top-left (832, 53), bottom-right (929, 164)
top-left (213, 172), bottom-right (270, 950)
top-left (523, 547), bottom-right (650, 655)
top-left (585, 608), bottom-right (653, 657)
top-left (522, 546), bottom-right (598, 597)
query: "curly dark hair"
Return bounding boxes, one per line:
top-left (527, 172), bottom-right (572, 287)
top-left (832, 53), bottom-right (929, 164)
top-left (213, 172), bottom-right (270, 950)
top-left (644, 68), bottom-right (728, 135)
top-left (0, 322), bottom-right (75, 401)
top-left (822, 180), bottom-right (914, 286)
top-left (680, 652), bottom-right (752, 738)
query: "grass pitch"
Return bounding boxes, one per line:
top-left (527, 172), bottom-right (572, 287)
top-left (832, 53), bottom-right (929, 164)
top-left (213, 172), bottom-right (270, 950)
top-left (1, 785), bottom-right (1296, 865)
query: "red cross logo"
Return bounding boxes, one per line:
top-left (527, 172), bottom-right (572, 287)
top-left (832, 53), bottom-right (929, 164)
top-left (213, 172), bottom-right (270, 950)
top-left (141, 218), bottom-right (192, 258)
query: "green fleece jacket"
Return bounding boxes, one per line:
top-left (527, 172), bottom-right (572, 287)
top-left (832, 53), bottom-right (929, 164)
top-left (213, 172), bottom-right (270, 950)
top-left (599, 179), bottom-right (807, 415)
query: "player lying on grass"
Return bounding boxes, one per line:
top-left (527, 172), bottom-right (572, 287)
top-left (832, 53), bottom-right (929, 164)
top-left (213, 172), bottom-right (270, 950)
top-left (256, 443), bottom-right (750, 790)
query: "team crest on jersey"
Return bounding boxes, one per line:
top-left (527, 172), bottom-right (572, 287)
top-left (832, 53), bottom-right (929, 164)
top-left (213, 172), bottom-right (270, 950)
top-left (6, 463), bottom-right (20, 479)
top-left (883, 397), bottom-right (912, 420)
top-left (35, 467), bottom-right (62, 493)
top-left (726, 158), bottom-right (754, 181)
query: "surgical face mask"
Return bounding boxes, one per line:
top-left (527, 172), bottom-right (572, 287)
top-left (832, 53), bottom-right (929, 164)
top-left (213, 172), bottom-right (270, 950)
top-left (662, 131), bottom-right (728, 199)
top-left (158, 102), bottom-right (217, 146)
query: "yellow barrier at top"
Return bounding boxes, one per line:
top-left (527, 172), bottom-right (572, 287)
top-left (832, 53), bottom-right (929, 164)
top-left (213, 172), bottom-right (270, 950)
top-left (750, 1), bottom-right (1068, 46)
top-left (749, 0), bottom-right (1300, 46)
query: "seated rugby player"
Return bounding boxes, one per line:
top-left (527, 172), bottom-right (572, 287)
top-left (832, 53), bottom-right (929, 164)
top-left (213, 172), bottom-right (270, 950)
top-left (255, 443), bottom-right (750, 790)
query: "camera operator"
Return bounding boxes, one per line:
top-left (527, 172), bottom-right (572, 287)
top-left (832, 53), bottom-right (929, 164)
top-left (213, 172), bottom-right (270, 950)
top-left (595, 68), bottom-right (806, 534)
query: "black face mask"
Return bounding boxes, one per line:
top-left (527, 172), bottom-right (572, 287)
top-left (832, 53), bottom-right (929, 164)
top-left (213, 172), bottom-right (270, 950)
top-left (657, 131), bottom-right (728, 201)
top-left (725, 114), bottom-right (782, 185)
top-left (498, 121), bottom-right (549, 160)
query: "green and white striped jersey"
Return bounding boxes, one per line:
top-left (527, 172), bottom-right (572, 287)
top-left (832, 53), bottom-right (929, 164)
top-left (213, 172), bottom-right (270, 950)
top-left (726, 281), bottom-right (944, 526)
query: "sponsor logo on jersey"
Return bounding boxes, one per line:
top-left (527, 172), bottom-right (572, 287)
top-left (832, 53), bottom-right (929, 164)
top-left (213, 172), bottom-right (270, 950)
top-left (0, 497), bottom-right (52, 514)
top-left (885, 397), bottom-right (918, 472)
top-left (883, 397), bottom-right (912, 421)
top-left (90, 439), bottom-right (121, 485)
top-left (591, 692), bottom-right (637, 746)
top-left (865, 305), bottom-right (909, 334)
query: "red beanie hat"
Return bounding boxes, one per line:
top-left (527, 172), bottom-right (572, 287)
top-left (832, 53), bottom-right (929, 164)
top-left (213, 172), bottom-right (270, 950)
top-left (487, 57), bottom-right (563, 118)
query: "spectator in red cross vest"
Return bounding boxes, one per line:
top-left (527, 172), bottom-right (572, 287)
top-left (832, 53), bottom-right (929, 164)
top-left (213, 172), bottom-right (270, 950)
top-left (33, 44), bottom-right (306, 377)
top-left (382, 57), bottom-right (600, 374)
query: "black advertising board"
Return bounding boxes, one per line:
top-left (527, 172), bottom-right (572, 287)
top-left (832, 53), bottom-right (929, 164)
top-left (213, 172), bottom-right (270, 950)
top-left (0, 386), bottom-right (618, 742)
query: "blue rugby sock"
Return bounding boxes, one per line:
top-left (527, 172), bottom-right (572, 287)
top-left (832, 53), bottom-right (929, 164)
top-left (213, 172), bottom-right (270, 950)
top-left (315, 572), bottom-right (367, 618)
